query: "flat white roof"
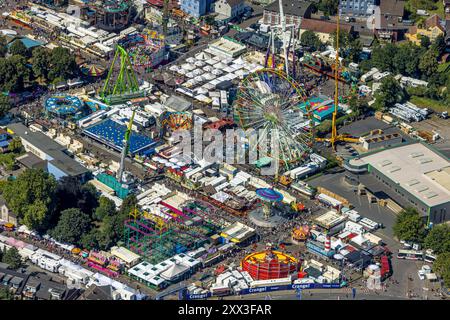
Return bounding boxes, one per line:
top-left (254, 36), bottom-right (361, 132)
top-left (315, 211), bottom-right (346, 228)
top-left (350, 143), bottom-right (450, 207)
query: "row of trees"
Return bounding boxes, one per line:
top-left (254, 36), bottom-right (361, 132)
top-left (0, 247), bottom-right (23, 270)
top-left (0, 40), bottom-right (78, 94)
top-left (393, 207), bottom-right (450, 287)
top-left (0, 169), bottom-right (138, 251)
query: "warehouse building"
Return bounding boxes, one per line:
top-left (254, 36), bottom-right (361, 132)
top-left (6, 123), bottom-right (90, 181)
top-left (346, 142), bottom-right (450, 224)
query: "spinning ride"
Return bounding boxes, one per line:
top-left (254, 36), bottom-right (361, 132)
top-left (249, 188), bottom-right (286, 228)
top-left (118, 30), bottom-right (166, 70)
top-left (159, 111), bottom-right (193, 139)
top-left (234, 69), bottom-right (313, 170)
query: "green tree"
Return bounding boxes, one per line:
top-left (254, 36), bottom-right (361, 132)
top-left (434, 252), bottom-right (450, 288)
top-left (419, 48), bottom-right (439, 79)
top-left (393, 207), bottom-right (427, 244)
top-left (7, 137), bottom-right (23, 154)
top-left (0, 95), bottom-right (11, 118)
top-left (51, 208), bottom-right (92, 246)
top-left (9, 40), bottom-right (28, 57)
top-left (0, 55), bottom-right (31, 92)
top-left (0, 286), bottom-right (13, 300)
top-left (424, 224), bottom-right (450, 255)
top-left (430, 34), bottom-right (446, 56)
top-left (419, 35), bottom-right (431, 48)
top-left (94, 196), bottom-right (116, 221)
top-left (374, 76), bottom-right (407, 110)
top-left (371, 43), bottom-right (398, 73)
top-left (2, 247), bottom-right (22, 270)
top-left (32, 47), bottom-right (51, 82)
top-left (1, 169), bottom-right (57, 231)
top-left (316, 119), bottom-right (332, 137)
top-left (0, 36), bottom-right (7, 58)
top-left (81, 230), bottom-right (99, 249)
top-left (48, 47), bottom-right (78, 82)
top-left (301, 30), bottom-right (323, 51)
top-left (347, 39), bottom-right (363, 63)
top-left (318, 0), bottom-right (339, 16)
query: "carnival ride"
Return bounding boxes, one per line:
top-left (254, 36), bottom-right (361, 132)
top-left (118, 30), bottom-right (166, 70)
top-left (100, 45), bottom-right (144, 104)
top-left (292, 225), bottom-right (310, 243)
top-left (313, 14), bottom-right (360, 150)
top-left (241, 243), bottom-right (299, 280)
top-left (159, 111), bottom-right (193, 139)
top-left (81, 64), bottom-right (106, 78)
top-left (248, 188), bottom-right (288, 228)
top-left (123, 200), bottom-right (221, 264)
top-left (233, 68), bottom-right (314, 171)
top-left (44, 94), bottom-right (86, 119)
top-left (83, 0), bottom-right (131, 31)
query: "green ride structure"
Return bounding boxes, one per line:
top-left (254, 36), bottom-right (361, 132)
top-left (100, 45), bottom-right (146, 105)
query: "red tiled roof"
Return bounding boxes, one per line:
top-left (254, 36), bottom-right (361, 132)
top-left (300, 18), bottom-right (353, 34)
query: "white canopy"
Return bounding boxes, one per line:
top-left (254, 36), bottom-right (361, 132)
top-left (203, 65), bottom-right (214, 72)
top-left (194, 61), bottom-right (205, 67)
top-left (181, 63), bottom-right (195, 71)
top-left (169, 65), bottom-right (179, 72)
top-left (186, 57), bottom-right (196, 63)
top-left (195, 51), bottom-right (211, 60)
top-left (192, 69), bottom-right (204, 76)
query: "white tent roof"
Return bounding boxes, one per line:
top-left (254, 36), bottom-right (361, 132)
top-left (212, 69), bottom-right (223, 76)
top-left (186, 57), bottom-right (196, 63)
top-left (160, 262), bottom-right (189, 280)
top-left (195, 51), bottom-right (211, 60)
top-left (194, 61), bottom-right (205, 67)
top-left (203, 65), bottom-right (214, 72)
top-left (185, 72), bottom-right (195, 78)
top-left (194, 76), bottom-right (205, 82)
top-left (181, 63), bottom-right (195, 71)
top-left (169, 65), bottom-right (179, 72)
top-left (193, 69), bottom-right (204, 76)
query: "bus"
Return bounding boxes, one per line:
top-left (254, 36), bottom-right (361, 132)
top-left (397, 249), bottom-right (424, 261)
top-left (424, 250), bottom-right (436, 263)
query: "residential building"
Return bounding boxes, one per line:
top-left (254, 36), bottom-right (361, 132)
top-left (22, 273), bottom-right (79, 300)
top-left (180, 0), bottom-right (213, 18)
top-left (214, 0), bottom-right (246, 22)
top-left (374, 0), bottom-right (408, 42)
top-left (0, 266), bottom-right (29, 299)
top-left (406, 15), bottom-right (445, 45)
top-left (340, 0), bottom-right (379, 17)
top-left (78, 284), bottom-right (114, 300)
top-left (0, 129), bottom-right (11, 153)
top-left (0, 197), bottom-right (18, 226)
top-left (299, 18), bottom-right (354, 43)
top-left (346, 142), bottom-right (450, 224)
top-left (6, 123), bottom-right (90, 182)
top-left (263, 0), bottom-right (315, 28)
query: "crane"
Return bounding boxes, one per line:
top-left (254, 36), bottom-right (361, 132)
top-left (314, 13), bottom-right (360, 150)
top-left (162, 0), bottom-right (169, 38)
top-left (117, 101), bottom-right (137, 184)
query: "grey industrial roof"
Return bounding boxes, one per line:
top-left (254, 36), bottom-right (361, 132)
top-left (7, 123), bottom-right (88, 177)
top-left (350, 143), bottom-right (450, 207)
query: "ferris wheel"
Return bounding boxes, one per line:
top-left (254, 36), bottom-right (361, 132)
top-left (234, 69), bottom-right (313, 169)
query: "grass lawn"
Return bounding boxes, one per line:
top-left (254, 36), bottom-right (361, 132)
top-left (410, 96), bottom-right (449, 113)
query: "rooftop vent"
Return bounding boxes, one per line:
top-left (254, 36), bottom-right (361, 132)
top-left (379, 160), bottom-right (392, 167)
top-left (419, 158), bottom-right (433, 164)
top-left (410, 152), bottom-right (424, 158)
top-left (424, 191), bottom-right (438, 199)
top-left (388, 166), bottom-right (401, 173)
top-left (406, 179), bottom-right (420, 186)
top-left (416, 185), bottom-right (429, 193)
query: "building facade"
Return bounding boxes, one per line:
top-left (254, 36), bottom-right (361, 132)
top-left (214, 0), bottom-right (246, 21)
top-left (180, 0), bottom-right (213, 18)
top-left (339, 0), bottom-right (379, 17)
top-left (263, 0), bottom-right (314, 28)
